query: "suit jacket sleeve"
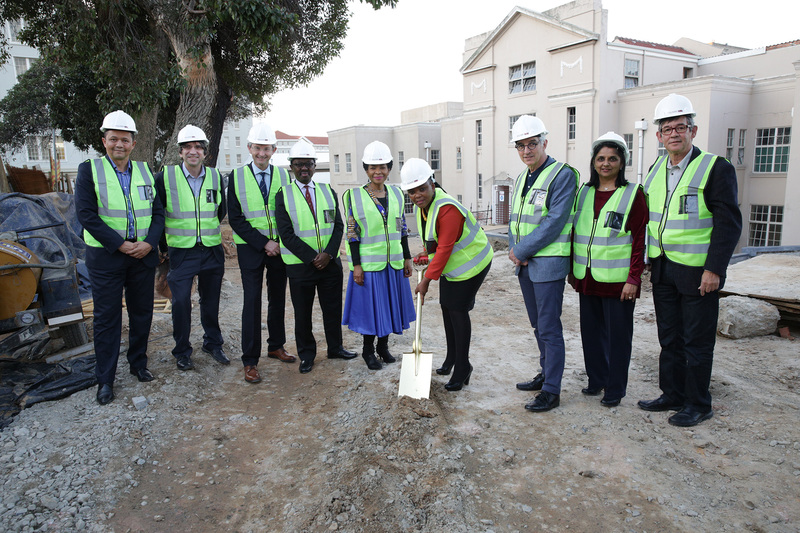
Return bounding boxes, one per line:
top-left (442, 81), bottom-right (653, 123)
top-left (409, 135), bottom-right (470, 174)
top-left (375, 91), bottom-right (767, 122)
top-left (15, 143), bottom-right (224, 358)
top-left (153, 170), bottom-right (168, 254)
top-left (275, 187), bottom-right (318, 265)
top-left (227, 168), bottom-right (268, 251)
top-left (512, 165), bottom-right (577, 260)
top-left (143, 163), bottom-right (165, 251)
top-left (324, 189), bottom-right (344, 259)
top-left (702, 150), bottom-right (742, 277)
top-left (75, 160), bottom-right (125, 254)
top-left (217, 178), bottom-right (227, 222)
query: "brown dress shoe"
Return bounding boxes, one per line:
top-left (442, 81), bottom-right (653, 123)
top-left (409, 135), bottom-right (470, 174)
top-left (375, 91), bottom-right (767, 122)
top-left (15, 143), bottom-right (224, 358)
top-left (244, 365), bottom-right (262, 383)
top-left (267, 347), bottom-right (297, 363)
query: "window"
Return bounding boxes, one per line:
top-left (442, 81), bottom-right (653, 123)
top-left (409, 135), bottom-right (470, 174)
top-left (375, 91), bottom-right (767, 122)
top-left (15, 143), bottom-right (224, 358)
top-left (403, 193), bottom-right (413, 214)
top-left (508, 115), bottom-right (520, 141)
top-left (624, 59), bottom-right (639, 88)
top-left (233, 120), bottom-right (240, 129)
top-left (430, 149), bottom-right (440, 171)
top-left (737, 129), bottom-right (746, 165)
top-left (223, 137), bottom-right (229, 150)
top-left (225, 154), bottom-right (231, 166)
top-left (334, 154), bottom-right (340, 173)
top-left (478, 173), bottom-right (483, 200)
top-left (726, 129), bottom-right (735, 161)
top-left (567, 107), bottom-right (576, 141)
top-left (345, 153), bottom-right (352, 173)
top-left (236, 154), bottom-right (242, 164)
top-left (623, 134), bottom-right (633, 167)
top-left (8, 19), bottom-right (24, 42)
top-left (456, 147), bottom-right (462, 170)
top-left (234, 136), bottom-right (241, 148)
top-left (748, 205), bottom-right (783, 246)
top-left (509, 61), bottom-right (536, 94)
top-left (754, 127), bottom-right (791, 173)
top-left (398, 151), bottom-right (404, 170)
top-left (13, 56), bottom-right (34, 78)
top-left (476, 120), bottom-right (483, 147)
top-left (683, 67), bottom-right (694, 79)
top-left (657, 140), bottom-right (667, 159)
top-left (457, 195), bottom-right (463, 203)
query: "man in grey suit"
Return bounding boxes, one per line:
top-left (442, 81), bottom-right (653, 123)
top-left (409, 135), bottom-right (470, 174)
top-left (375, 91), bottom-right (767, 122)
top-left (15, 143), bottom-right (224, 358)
top-left (507, 115), bottom-right (579, 412)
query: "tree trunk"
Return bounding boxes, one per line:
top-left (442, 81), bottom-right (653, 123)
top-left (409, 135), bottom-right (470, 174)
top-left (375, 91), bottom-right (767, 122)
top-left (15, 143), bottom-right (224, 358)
top-left (132, 107), bottom-right (159, 167)
top-left (149, 3), bottom-right (223, 167)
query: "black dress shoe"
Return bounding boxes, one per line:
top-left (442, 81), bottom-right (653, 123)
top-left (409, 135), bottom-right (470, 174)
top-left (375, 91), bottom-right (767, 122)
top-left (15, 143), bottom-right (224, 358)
top-left (637, 395), bottom-right (682, 412)
top-left (524, 390), bottom-right (560, 412)
top-left (600, 397), bottom-right (621, 407)
top-left (299, 359), bottom-right (314, 374)
top-left (668, 407), bottom-right (713, 427)
top-left (96, 384), bottom-right (114, 405)
top-left (362, 350), bottom-right (382, 370)
top-left (445, 365), bottom-right (472, 391)
top-left (581, 386), bottom-right (603, 396)
top-left (435, 362), bottom-right (453, 375)
top-left (202, 345), bottom-right (231, 365)
top-left (176, 355), bottom-right (195, 371)
top-left (327, 347), bottom-right (357, 359)
top-left (132, 368), bottom-right (155, 382)
top-left (516, 373), bottom-right (544, 391)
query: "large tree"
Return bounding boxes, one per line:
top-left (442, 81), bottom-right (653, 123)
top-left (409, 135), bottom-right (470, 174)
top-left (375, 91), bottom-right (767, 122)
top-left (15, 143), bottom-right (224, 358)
top-left (0, 0), bottom-right (397, 167)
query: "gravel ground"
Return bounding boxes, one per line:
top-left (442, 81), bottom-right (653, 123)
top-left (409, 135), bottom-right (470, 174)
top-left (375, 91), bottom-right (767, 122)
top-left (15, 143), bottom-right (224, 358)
top-left (2, 246), bottom-right (799, 533)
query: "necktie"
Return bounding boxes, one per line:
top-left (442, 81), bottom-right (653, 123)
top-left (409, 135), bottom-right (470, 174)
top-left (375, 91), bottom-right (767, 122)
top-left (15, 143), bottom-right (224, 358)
top-left (258, 172), bottom-right (269, 203)
top-left (304, 185), bottom-right (316, 221)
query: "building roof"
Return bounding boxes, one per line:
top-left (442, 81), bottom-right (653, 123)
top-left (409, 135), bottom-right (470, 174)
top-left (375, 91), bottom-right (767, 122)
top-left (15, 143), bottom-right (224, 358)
top-left (275, 130), bottom-right (329, 145)
top-left (767, 39), bottom-right (800, 51)
top-left (613, 37), bottom-right (695, 56)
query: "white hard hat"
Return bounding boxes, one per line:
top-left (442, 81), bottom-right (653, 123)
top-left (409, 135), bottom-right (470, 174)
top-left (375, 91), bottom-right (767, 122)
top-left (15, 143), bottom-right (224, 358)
top-left (362, 141), bottom-right (393, 164)
top-left (511, 115), bottom-right (547, 143)
top-left (177, 124), bottom-right (208, 145)
top-left (288, 140), bottom-right (317, 161)
top-left (399, 158), bottom-right (433, 191)
top-left (592, 131), bottom-right (629, 163)
top-left (653, 93), bottom-right (696, 122)
top-left (247, 123), bottom-right (277, 145)
top-left (100, 110), bottom-right (137, 134)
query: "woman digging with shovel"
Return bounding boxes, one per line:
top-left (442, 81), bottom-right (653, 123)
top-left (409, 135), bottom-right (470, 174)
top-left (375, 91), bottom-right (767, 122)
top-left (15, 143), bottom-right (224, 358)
top-left (400, 158), bottom-right (492, 391)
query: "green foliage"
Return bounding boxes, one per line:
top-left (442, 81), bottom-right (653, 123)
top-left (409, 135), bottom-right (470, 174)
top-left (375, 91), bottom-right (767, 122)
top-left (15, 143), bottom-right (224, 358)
top-left (0, 0), bottom-right (399, 162)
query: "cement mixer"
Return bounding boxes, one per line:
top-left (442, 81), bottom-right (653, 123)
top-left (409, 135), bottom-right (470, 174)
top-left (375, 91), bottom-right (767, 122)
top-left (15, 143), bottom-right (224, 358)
top-left (0, 224), bottom-right (87, 356)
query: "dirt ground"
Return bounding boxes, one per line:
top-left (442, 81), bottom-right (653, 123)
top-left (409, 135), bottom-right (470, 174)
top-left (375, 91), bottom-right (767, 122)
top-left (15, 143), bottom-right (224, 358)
top-left (11, 234), bottom-right (800, 532)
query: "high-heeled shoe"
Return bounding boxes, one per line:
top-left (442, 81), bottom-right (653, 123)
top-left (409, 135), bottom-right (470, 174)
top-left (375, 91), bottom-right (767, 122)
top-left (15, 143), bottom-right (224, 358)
top-left (435, 362), bottom-right (453, 376)
top-left (445, 365), bottom-right (472, 391)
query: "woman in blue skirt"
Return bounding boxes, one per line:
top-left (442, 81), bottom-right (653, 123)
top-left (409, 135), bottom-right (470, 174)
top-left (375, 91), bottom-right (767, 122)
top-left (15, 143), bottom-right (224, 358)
top-left (342, 141), bottom-right (416, 370)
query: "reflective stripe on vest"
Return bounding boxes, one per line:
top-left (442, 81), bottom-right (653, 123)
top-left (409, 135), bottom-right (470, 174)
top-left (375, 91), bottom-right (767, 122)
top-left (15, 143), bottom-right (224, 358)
top-left (279, 182), bottom-right (339, 265)
top-left (164, 166), bottom-right (222, 247)
top-left (572, 183), bottom-right (638, 283)
top-left (643, 151), bottom-right (716, 267)
top-left (344, 185), bottom-right (404, 271)
top-left (83, 158), bottom-right (154, 247)
top-left (232, 165), bottom-right (291, 243)
top-left (416, 189), bottom-right (492, 281)
top-left (508, 161), bottom-right (578, 257)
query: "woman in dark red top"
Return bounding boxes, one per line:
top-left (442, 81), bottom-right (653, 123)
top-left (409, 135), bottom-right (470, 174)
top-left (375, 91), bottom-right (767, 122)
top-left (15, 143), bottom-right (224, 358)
top-left (569, 132), bottom-right (648, 407)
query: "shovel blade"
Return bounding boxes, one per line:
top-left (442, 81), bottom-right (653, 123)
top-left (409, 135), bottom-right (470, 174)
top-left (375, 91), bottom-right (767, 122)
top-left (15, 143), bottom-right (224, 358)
top-left (398, 351), bottom-right (433, 399)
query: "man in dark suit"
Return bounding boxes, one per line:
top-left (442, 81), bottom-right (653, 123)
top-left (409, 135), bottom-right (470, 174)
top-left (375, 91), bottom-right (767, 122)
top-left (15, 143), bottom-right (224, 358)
top-left (75, 110), bottom-right (165, 405)
top-left (227, 123), bottom-right (296, 384)
top-left (638, 94), bottom-right (742, 427)
top-left (275, 140), bottom-right (356, 374)
top-left (154, 124), bottom-right (229, 371)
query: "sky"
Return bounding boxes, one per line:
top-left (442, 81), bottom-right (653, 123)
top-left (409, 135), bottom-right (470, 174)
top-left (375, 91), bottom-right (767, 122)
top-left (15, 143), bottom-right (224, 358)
top-left (260, 0), bottom-right (799, 137)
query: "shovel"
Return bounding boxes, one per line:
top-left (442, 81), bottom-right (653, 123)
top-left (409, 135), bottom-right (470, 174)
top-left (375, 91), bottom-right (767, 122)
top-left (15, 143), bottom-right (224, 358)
top-left (398, 269), bottom-right (433, 399)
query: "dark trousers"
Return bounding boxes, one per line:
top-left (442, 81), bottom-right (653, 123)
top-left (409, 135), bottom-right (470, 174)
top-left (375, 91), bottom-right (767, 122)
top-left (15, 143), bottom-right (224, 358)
top-left (240, 255), bottom-right (287, 367)
top-left (288, 265), bottom-right (343, 363)
top-left (88, 254), bottom-right (154, 385)
top-left (579, 294), bottom-right (635, 400)
top-left (652, 259), bottom-right (719, 411)
top-left (167, 246), bottom-right (224, 359)
top-left (518, 272), bottom-right (566, 395)
top-left (441, 305), bottom-right (472, 382)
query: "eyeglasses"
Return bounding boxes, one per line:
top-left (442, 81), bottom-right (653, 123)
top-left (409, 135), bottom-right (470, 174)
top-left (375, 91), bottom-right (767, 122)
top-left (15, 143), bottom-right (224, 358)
top-left (660, 124), bottom-right (690, 136)
top-left (515, 141), bottom-right (540, 152)
top-left (291, 161), bottom-right (315, 169)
